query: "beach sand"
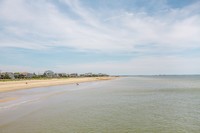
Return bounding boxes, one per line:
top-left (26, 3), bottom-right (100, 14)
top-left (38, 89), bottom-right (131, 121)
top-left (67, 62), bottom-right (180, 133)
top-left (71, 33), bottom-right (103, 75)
top-left (0, 77), bottom-right (115, 93)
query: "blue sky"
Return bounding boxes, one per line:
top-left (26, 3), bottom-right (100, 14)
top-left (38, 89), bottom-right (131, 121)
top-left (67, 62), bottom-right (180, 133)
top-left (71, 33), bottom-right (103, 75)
top-left (0, 0), bottom-right (200, 75)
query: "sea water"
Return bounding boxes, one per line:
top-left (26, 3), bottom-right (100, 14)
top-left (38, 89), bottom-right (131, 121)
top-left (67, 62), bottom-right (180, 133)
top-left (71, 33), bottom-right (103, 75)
top-left (0, 76), bottom-right (200, 133)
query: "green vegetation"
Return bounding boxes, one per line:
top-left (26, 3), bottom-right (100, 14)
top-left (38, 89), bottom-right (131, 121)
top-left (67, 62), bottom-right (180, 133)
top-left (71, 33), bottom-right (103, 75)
top-left (0, 71), bottom-right (109, 82)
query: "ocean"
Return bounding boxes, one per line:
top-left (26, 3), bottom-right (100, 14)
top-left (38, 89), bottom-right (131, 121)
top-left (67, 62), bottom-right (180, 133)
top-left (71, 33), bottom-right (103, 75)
top-left (0, 76), bottom-right (200, 133)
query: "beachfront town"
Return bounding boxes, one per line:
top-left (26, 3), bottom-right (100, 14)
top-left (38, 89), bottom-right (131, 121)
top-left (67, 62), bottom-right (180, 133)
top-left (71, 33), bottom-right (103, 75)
top-left (0, 70), bottom-right (109, 79)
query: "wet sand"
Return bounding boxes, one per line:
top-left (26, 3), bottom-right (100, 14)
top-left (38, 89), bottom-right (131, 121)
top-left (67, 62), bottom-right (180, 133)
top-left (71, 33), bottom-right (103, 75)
top-left (0, 97), bottom-right (18, 103)
top-left (0, 77), bottom-right (115, 93)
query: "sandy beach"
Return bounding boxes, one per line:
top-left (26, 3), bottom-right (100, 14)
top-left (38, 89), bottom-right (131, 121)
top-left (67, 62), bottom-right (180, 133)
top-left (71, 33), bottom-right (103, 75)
top-left (0, 77), bottom-right (115, 93)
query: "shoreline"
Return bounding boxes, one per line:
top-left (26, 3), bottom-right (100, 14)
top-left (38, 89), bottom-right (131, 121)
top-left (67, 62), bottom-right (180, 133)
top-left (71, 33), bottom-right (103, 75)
top-left (0, 77), bottom-right (116, 93)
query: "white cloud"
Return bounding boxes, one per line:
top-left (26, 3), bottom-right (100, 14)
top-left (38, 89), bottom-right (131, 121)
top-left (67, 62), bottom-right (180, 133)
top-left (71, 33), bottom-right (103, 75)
top-left (0, 0), bottom-right (200, 74)
top-left (0, 0), bottom-right (200, 53)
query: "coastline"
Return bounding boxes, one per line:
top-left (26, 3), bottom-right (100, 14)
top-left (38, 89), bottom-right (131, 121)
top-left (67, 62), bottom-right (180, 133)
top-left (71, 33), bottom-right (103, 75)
top-left (0, 77), bottom-right (116, 93)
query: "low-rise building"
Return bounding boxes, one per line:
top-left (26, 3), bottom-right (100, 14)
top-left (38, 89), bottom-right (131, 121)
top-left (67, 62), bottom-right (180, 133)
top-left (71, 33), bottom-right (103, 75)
top-left (44, 70), bottom-right (54, 78)
top-left (69, 73), bottom-right (78, 77)
top-left (57, 73), bottom-right (68, 77)
top-left (1, 72), bottom-right (15, 79)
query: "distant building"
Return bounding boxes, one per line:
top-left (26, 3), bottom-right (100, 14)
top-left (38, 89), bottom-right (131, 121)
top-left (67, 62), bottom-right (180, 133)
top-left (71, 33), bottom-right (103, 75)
top-left (69, 73), bottom-right (78, 77)
top-left (8, 72), bottom-right (15, 79)
top-left (1, 72), bottom-right (15, 79)
top-left (97, 73), bottom-right (108, 77)
top-left (21, 72), bottom-right (34, 78)
top-left (80, 73), bottom-right (93, 77)
top-left (57, 73), bottom-right (68, 77)
top-left (44, 70), bottom-right (54, 78)
top-left (85, 73), bottom-right (93, 77)
top-left (26, 73), bottom-right (34, 78)
top-left (79, 73), bottom-right (109, 77)
top-left (13, 72), bottom-right (34, 79)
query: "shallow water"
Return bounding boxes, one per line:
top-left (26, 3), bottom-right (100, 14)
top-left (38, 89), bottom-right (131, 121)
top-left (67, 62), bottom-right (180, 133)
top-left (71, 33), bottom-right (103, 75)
top-left (0, 76), bottom-right (200, 133)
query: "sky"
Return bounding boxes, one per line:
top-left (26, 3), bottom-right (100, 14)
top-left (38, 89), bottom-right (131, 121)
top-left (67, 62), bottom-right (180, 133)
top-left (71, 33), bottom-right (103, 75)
top-left (0, 0), bottom-right (200, 75)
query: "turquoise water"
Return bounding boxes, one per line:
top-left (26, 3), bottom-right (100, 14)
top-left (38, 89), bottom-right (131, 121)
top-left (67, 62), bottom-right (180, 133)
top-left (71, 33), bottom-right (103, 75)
top-left (0, 76), bottom-right (200, 133)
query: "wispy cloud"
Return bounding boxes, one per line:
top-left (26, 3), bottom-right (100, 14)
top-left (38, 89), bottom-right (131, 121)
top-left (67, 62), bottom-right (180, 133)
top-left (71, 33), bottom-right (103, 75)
top-left (0, 0), bottom-right (200, 74)
top-left (0, 0), bottom-right (199, 53)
